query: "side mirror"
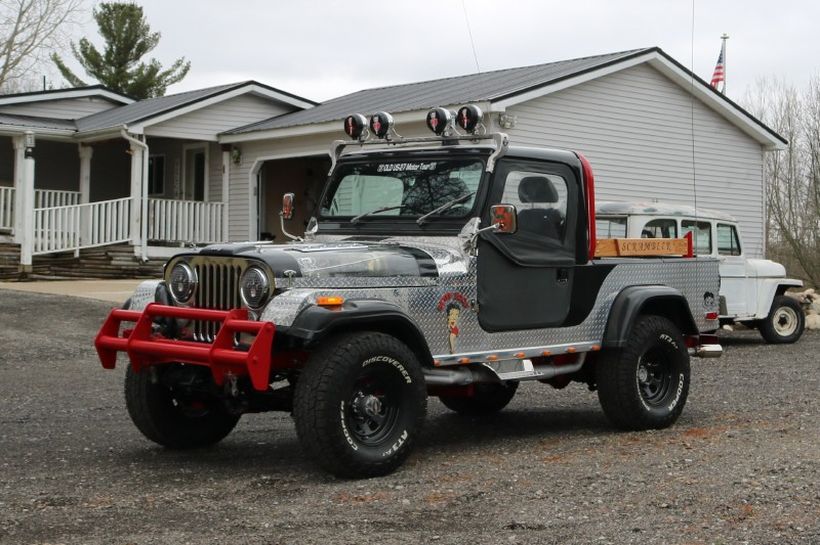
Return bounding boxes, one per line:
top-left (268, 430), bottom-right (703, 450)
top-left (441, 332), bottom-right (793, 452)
top-left (281, 192), bottom-right (295, 220)
top-left (490, 204), bottom-right (517, 234)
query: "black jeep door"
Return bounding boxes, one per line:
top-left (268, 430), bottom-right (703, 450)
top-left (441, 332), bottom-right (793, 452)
top-left (476, 158), bottom-right (581, 331)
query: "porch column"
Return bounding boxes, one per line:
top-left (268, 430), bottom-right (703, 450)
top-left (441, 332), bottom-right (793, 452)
top-left (129, 141), bottom-right (144, 250)
top-left (78, 144), bottom-right (93, 246)
top-left (11, 136), bottom-right (25, 242)
top-left (18, 132), bottom-right (35, 270)
top-left (221, 144), bottom-right (231, 241)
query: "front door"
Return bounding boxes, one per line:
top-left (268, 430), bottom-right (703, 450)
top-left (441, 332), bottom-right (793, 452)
top-left (183, 147), bottom-right (206, 201)
top-left (476, 159), bottom-right (580, 331)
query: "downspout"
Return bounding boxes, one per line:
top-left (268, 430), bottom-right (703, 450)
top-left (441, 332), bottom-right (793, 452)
top-left (120, 127), bottom-right (149, 261)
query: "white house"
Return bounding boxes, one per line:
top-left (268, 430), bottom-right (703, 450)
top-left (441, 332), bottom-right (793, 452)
top-left (0, 47), bottom-right (784, 276)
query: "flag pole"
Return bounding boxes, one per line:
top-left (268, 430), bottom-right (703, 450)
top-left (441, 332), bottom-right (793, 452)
top-left (721, 33), bottom-right (729, 93)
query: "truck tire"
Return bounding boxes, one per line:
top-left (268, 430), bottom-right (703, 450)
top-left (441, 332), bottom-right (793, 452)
top-left (293, 332), bottom-right (427, 478)
top-left (759, 295), bottom-right (805, 344)
top-left (124, 364), bottom-right (240, 449)
top-left (596, 315), bottom-right (690, 431)
top-left (439, 382), bottom-right (518, 415)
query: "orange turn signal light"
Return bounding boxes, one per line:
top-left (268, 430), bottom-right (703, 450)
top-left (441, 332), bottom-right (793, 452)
top-left (316, 296), bottom-right (345, 308)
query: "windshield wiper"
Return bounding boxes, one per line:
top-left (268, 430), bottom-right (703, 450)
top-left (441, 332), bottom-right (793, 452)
top-left (350, 205), bottom-right (405, 224)
top-left (416, 192), bottom-right (475, 225)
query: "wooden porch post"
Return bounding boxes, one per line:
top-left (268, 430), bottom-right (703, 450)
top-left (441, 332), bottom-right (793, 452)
top-left (18, 132), bottom-right (35, 271)
top-left (11, 135), bottom-right (25, 242)
top-left (221, 144), bottom-right (231, 241)
top-left (78, 144), bottom-right (93, 248)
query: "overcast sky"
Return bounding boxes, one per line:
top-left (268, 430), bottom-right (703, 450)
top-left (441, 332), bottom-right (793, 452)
top-left (60, 0), bottom-right (819, 104)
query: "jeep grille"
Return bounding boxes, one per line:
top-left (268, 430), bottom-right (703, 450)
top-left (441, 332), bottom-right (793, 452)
top-left (168, 257), bottom-right (249, 342)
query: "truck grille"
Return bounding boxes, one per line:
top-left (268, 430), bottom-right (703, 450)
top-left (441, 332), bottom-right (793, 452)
top-left (191, 259), bottom-right (247, 342)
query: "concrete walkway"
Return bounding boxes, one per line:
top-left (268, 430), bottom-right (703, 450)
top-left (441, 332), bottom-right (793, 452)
top-left (0, 279), bottom-right (142, 303)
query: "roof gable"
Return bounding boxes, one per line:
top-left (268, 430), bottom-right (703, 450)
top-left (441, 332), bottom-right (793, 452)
top-left (223, 47), bottom-right (784, 150)
top-left (0, 85), bottom-right (133, 106)
top-left (75, 81), bottom-right (316, 135)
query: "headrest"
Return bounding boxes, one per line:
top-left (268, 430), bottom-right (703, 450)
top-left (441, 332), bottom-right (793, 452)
top-left (518, 176), bottom-right (558, 203)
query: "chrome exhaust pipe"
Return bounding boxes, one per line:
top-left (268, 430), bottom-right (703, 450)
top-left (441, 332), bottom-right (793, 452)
top-left (691, 344), bottom-right (723, 358)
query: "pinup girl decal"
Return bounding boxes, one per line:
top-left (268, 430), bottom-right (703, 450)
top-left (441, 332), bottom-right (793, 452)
top-left (437, 292), bottom-right (469, 354)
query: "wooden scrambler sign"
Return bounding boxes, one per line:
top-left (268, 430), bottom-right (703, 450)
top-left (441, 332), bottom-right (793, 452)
top-left (594, 236), bottom-right (692, 257)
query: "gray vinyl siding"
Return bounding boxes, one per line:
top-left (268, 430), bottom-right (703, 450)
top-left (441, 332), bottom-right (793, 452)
top-left (0, 97), bottom-right (119, 119)
top-left (504, 63), bottom-right (766, 257)
top-left (208, 142), bottom-right (223, 202)
top-left (145, 95), bottom-right (294, 141)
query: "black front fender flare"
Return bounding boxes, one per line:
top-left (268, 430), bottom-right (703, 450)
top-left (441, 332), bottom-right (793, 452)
top-left (284, 299), bottom-right (434, 366)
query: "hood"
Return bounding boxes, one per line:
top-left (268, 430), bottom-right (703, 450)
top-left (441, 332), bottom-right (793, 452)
top-left (745, 258), bottom-right (787, 278)
top-left (197, 240), bottom-right (451, 287)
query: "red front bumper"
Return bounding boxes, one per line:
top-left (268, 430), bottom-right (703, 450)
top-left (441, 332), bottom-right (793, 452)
top-left (94, 303), bottom-right (276, 391)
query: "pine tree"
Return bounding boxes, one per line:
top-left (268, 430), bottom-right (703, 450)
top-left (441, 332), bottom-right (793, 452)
top-left (51, 2), bottom-right (190, 98)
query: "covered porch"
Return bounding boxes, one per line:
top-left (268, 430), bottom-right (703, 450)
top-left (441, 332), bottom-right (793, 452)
top-left (0, 130), bottom-right (229, 271)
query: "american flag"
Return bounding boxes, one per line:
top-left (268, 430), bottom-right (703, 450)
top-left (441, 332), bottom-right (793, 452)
top-left (710, 42), bottom-right (726, 90)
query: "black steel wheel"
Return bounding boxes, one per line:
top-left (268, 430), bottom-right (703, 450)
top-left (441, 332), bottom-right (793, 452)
top-left (293, 332), bottom-right (427, 478)
top-left (124, 364), bottom-right (239, 449)
top-left (759, 295), bottom-right (805, 344)
top-left (596, 315), bottom-right (690, 431)
top-left (439, 381), bottom-right (518, 415)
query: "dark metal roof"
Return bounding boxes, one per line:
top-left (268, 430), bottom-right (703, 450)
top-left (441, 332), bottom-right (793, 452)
top-left (0, 84), bottom-right (134, 103)
top-left (0, 113), bottom-right (76, 131)
top-left (226, 48), bottom-right (652, 134)
top-left (75, 81), bottom-right (317, 133)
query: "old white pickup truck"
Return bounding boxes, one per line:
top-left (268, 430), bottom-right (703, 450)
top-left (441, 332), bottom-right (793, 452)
top-left (596, 201), bottom-right (805, 344)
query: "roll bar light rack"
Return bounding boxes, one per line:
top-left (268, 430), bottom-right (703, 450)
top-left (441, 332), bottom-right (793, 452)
top-left (330, 104), bottom-right (510, 175)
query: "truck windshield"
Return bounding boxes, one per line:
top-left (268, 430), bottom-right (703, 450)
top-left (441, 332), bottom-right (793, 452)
top-left (321, 159), bottom-right (484, 221)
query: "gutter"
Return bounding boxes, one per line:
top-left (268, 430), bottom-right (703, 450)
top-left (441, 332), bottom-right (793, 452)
top-left (120, 127), bottom-right (149, 261)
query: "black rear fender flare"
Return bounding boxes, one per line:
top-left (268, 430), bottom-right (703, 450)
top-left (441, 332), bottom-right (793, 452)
top-left (603, 286), bottom-right (700, 348)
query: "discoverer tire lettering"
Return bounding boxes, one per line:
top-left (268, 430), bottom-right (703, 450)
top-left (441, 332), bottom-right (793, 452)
top-left (293, 332), bottom-right (427, 478)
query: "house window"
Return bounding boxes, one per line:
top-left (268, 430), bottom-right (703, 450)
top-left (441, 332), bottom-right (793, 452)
top-left (682, 220), bottom-right (712, 255)
top-left (148, 155), bottom-right (165, 196)
top-left (717, 223), bottom-right (742, 256)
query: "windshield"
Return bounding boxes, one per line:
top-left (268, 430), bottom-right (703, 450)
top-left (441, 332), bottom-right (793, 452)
top-left (321, 158), bottom-right (484, 221)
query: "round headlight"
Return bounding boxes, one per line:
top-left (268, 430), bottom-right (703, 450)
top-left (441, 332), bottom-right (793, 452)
top-left (240, 266), bottom-right (271, 309)
top-left (168, 262), bottom-right (197, 303)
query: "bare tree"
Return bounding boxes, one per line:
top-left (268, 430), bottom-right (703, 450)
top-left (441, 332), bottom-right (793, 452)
top-left (745, 77), bottom-right (820, 287)
top-left (0, 0), bottom-right (83, 93)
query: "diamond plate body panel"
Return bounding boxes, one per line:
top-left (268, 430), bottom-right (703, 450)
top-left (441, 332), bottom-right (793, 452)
top-left (258, 235), bottom-right (720, 362)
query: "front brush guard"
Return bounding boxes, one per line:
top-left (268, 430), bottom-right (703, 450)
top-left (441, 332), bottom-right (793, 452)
top-left (94, 303), bottom-right (275, 391)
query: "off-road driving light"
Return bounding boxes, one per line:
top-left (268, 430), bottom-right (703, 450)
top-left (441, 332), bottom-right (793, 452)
top-left (343, 113), bottom-right (367, 139)
top-left (168, 262), bottom-right (196, 304)
top-left (456, 104), bottom-right (482, 133)
top-left (369, 111), bottom-right (393, 139)
top-left (240, 266), bottom-right (271, 310)
top-left (426, 107), bottom-right (451, 135)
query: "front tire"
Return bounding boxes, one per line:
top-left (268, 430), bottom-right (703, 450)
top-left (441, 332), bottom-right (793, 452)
top-left (293, 332), bottom-right (427, 478)
top-left (439, 381), bottom-right (518, 415)
top-left (124, 364), bottom-right (240, 449)
top-left (596, 315), bottom-right (690, 431)
top-left (759, 295), bottom-right (805, 344)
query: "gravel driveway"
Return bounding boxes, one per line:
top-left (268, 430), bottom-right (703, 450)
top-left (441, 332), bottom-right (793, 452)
top-left (0, 289), bottom-right (817, 545)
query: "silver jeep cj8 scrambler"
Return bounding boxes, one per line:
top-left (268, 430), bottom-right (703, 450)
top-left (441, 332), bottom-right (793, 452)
top-left (95, 105), bottom-right (723, 478)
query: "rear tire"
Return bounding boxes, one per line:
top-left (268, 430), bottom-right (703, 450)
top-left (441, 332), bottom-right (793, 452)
top-left (124, 364), bottom-right (240, 449)
top-left (293, 332), bottom-right (427, 478)
top-left (596, 315), bottom-right (690, 431)
top-left (439, 382), bottom-right (518, 415)
top-left (759, 295), bottom-right (805, 344)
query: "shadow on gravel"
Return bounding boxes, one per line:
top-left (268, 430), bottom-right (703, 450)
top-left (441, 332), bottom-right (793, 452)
top-left (717, 334), bottom-right (766, 346)
top-left (419, 407), bottom-right (611, 450)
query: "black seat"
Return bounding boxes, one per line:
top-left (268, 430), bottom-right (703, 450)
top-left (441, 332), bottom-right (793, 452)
top-left (516, 176), bottom-right (563, 239)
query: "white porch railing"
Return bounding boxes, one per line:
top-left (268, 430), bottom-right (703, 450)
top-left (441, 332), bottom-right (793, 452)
top-left (32, 197), bottom-right (131, 255)
top-left (147, 198), bottom-right (224, 244)
top-left (34, 189), bottom-right (81, 209)
top-left (0, 186), bottom-right (14, 232)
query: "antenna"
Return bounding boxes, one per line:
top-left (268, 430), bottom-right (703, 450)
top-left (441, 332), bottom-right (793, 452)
top-left (689, 0), bottom-right (699, 230)
top-left (461, 0), bottom-right (481, 73)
